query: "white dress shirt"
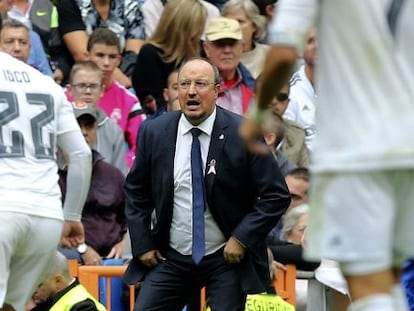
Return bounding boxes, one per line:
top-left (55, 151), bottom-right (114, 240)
top-left (170, 108), bottom-right (226, 255)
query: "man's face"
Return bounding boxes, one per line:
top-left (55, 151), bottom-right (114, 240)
top-left (0, 26), bottom-right (30, 62)
top-left (77, 114), bottom-right (98, 147)
top-left (88, 44), bottom-right (121, 83)
top-left (303, 28), bottom-right (318, 67)
top-left (67, 69), bottom-right (103, 106)
top-left (163, 71), bottom-right (180, 112)
top-left (285, 175), bottom-right (309, 208)
top-left (270, 84), bottom-right (290, 116)
top-left (178, 59), bottom-right (218, 126)
top-left (223, 9), bottom-right (255, 53)
top-left (31, 279), bottom-right (56, 305)
top-left (203, 38), bottom-right (243, 78)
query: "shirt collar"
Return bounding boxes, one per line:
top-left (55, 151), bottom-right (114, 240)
top-left (179, 107), bottom-right (217, 137)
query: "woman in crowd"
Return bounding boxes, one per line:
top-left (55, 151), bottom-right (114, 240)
top-left (221, 0), bottom-right (269, 78)
top-left (132, 0), bottom-right (207, 115)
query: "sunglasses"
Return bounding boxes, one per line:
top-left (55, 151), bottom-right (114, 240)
top-left (276, 93), bottom-right (289, 101)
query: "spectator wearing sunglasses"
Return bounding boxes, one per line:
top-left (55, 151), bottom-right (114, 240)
top-left (284, 27), bottom-right (317, 152)
top-left (269, 82), bottom-right (309, 168)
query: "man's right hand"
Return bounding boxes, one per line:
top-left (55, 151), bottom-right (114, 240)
top-left (139, 250), bottom-right (165, 267)
top-left (60, 220), bottom-right (85, 248)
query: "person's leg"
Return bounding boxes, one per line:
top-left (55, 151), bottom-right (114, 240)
top-left (134, 249), bottom-right (194, 311)
top-left (306, 172), bottom-right (398, 311)
top-left (4, 215), bottom-right (62, 311)
top-left (202, 252), bottom-right (245, 311)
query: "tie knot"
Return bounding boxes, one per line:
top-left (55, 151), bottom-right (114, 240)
top-left (190, 128), bottom-right (202, 138)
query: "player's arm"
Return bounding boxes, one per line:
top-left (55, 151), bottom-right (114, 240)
top-left (58, 130), bottom-right (92, 247)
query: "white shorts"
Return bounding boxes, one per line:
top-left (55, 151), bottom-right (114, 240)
top-left (305, 170), bottom-right (414, 275)
top-left (0, 212), bottom-right (62, 311)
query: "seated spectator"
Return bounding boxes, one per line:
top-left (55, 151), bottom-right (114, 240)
top-left (87, 28), bottom-right (146, 168)
top-left (0, 17), bottom-right (52, 77)
top-left (59, 103), bottom-right (127, 265)
top-left (251, 0), bottom-right (277, 43)
top-left (56, 0), bottom-right (145, 86)
top-left (263, 112), bottom-right (298, 176)
top-left (142, 0), bottom-right (219, 40)
top-left (162, 69), bottom-right (181, 112)
top-left (132, 0), bottom-right (207, 115)
top-left (269, 204), bottom-right (319, 271)
top-left (285, 167), bottom-right (309, 208)
top-left (0, 18), bottom-right (30, 62)
top-left (66, 60), bottom-right (128, 174)
top-left (203, 17), bottom-right (255, 115)
top-left (221, 0), bottom-right (270, 78)
top-left (26, 251), bottom-right (106, 311)
top-left (285, 27), bottom-right (318, 152)
top-left (270, 81), bottom-right (309, 168)
top-left (4, 0), bottom-right (66, 83)
top-left (267, 168), bottom-right (312, 267)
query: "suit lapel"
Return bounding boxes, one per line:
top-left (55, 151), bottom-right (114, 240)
top-left (205, 108), bottom-right (228, 200)
top-left (163, 112), bottom-right (181, 208)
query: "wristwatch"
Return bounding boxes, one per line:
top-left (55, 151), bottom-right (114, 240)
top-left (77, 242), bottom-right (88, 255)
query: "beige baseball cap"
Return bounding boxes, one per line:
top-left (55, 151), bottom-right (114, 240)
top-left (205, 17), bottom-right (242, 42)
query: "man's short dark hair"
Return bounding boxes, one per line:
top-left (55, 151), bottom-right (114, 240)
top-left (87, 27), bottom-right (121, 53)
top-left (286, 167), bottom-right (310, 182)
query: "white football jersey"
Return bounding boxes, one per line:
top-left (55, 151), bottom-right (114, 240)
top-left (270, 0), bottom-right (414, 172)
top-left (0, 52), bottom-right (80, 219)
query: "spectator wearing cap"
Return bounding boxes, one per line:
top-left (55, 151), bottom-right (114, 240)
top-left (66, 61), bottom-right (128, 175)
top-left (203, 16), bottom-right (255, 116)
top-left (58, 97), bottom-right (127, 265)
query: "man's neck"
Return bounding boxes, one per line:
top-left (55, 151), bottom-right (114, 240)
top-left (304, 64), bottom-right (315, 86)
top-left (104, 77), bottom-right (113, 90)
top-left (220, 69), bottom-right (237, 82)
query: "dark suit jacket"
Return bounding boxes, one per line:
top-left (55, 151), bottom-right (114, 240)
top-left (123, 106), bottom-right (291, 294)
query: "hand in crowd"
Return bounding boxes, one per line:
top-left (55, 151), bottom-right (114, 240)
top-left (271, 261), bottom-right (287, 280)
top-left (81, 246), bottom-right (103, 265)
top-left (139, 250), bottom-right (166, 268)
top-left (53, 68), bottom-right (63, 85)
top-left (106, 239), bottom-right (125, 259)
top-left (223, 236), bottom-right (246, 265)
top-left (60, 220), bottom-right (85, 248)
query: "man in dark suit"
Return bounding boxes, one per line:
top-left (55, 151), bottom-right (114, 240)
top-left (124, 57), bottom-right (291, 311)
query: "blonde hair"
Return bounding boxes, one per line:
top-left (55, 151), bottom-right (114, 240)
top-left (150, 0), bottom-right (207, 65)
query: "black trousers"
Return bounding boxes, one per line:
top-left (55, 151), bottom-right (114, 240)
top-left (134, 248), bottom-right (246, 311)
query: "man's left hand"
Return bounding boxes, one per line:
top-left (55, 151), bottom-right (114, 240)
top-left (224, 236), bottom-right (246, 264)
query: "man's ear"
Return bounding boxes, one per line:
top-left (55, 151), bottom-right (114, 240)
top-left (214, 84), bottom-right (220, 99)
top-left (203, 41), bottom-right (210, 58)
top-left (116, 54), bottom-right (122, 67)
top-left (163, 88), bottom-right (169, 102)
top-left (66, 84), bottom-right (72, 96)
top-left (54, 274), bottom-right (66, 291)
top-left (265, 4), bottom-right (275, 18)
